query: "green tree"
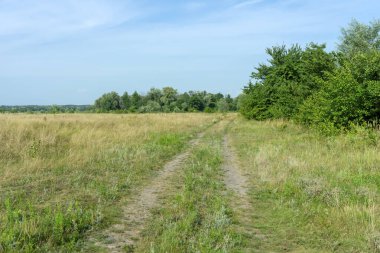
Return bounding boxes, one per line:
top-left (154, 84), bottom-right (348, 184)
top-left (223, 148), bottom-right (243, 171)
top-left (121, 92), bottom-right (131, 110)
top-left (130, 91), bottom-right (143, 111)
top-left (298, 50), bottom-right (380, 129)
top-left (146, 88), bottom-right (163, 105)
top-left (93, 88), bottom-right (236, 114)
top-left (177, 92), bottom-right (190, 111)
top-left (225, 94), bottom-right (237, 111)
top-left (297, 20), bottom-right (380, 131)
top-left (49, 105), bottom-right (61, 114)
top-left (160, 87), bottom-right (178, 111)
top-left (94, 92), bottom-right (122, 111)
top-left (239, 82), bottom-right (273, 120)
top-left (338, 19), bottom-right (380, 57)
top-left (240, 44), bottom-right (335, 119)
top-left (139, 101), bottom-right (162, 113)
top-left (188, 91), bottom-right (205, 111)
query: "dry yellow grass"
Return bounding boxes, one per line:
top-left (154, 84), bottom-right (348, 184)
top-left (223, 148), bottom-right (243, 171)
top-left (0, 113), bottom-right (218, 252)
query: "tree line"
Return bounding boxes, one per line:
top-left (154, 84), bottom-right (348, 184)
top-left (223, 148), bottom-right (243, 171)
top-left (94, 87), bottom-right (237, 113)
top-left (239, 19), bottom-right (380, 133)
top-left (0, 105), bottom-right (91, 113)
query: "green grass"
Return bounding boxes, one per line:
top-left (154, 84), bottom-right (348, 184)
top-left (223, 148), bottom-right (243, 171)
top-left (229, 118), bottom-right (380, 252)
top-left (0, 114), bottom-right (217, 252)
top-left (136, 128), bottom-right (241, 252)
top-left (0, 133), bottom-right (189, 252)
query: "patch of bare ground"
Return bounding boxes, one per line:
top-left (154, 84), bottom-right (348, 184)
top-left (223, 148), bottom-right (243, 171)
top-left (222, 135), bottom-right (264, 250)
top-left (223, 136), bottom-right (249, 197)
top-left (90, 133), bottom-right (204, 252)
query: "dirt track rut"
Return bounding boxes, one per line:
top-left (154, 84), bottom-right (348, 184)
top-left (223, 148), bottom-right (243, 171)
top-left (92, 133), bottom-right (204, 252)
top-left (222, 136), bottom-right (249, 198)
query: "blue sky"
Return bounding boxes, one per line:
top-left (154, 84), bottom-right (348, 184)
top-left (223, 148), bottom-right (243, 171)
top-left (0, 0), bottom-right (379, 105)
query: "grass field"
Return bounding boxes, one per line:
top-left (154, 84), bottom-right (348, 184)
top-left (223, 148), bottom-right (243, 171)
top-left (1, 113), bottom-right (379, 252)
top-left (0, 113), bottom-right (217, 252)
top-left (229, 119), bottom-right (380, 252)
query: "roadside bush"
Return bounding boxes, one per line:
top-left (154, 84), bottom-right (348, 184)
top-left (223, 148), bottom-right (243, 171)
top-left (298, 50), bottom-right (380, 131)
top-left (240, 19), bottom-right (380, 134)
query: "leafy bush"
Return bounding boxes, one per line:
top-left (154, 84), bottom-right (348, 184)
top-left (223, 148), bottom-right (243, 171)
top-left (239, 43), bottom-right (336, 120)
top-left (298, 50), bottom-right (380, 130)
top-left (240, 19), bottom-right (380, 134)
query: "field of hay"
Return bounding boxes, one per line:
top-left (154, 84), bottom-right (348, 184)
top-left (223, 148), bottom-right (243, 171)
top-left (0, 113), bottom-right (216, 252)
top-left (1, 113), bottom-right (379, 252)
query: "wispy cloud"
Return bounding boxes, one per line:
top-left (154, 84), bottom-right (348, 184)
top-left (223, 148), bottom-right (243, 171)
top-left (183, 2), bottom-right (207, 11)
top-left (232, 0), bottom-right (265, 9)
top-left (0, 0), bottom-right (140, 44)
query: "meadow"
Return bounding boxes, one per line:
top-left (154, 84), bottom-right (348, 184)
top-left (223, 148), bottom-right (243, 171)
top-left (229, 119), bottom-right (380, 252)
top-left (0, 113), bottom-right (379, 252)
top-left (0, 113), bottom-right (216, 252)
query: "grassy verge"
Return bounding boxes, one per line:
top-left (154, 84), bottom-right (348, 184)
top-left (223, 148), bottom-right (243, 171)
top-left (0, 113), bottom-right (217, 252)
top-left (136, 129), bottom-right (241, 252)
top-left (229, 118), bottom-right (380, 252)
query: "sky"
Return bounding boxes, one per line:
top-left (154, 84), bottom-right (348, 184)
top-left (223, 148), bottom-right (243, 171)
top-left (0, 0), bottom-right (379, 105)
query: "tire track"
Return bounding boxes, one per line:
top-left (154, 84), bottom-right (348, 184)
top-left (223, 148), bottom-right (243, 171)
top-left (223, 135), bottom-right (261, 251)
top-left (90, 132), bottom-right (204, 252)
top-left (222, 135), bottom-right (249, 198)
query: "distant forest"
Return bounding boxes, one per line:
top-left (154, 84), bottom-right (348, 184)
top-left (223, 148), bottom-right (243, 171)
top-left (0, 88), bottom-right (238, 113)
top-left (0, 105), bottom-right (91, 113)
top-left (94, 88), bottom-right (237, 113)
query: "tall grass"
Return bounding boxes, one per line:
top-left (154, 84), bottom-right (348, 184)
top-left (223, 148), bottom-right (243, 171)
top-left (0, 113), bottom-right (216, 252)
top-left (229, 118), bottom-right (380, 252)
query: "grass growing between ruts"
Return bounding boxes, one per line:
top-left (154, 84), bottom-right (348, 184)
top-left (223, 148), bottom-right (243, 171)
top-left (136, 127), bottom-right (241, 252)
top-left (229, 118), bottom-right (380, 252)
top-left (0, 113), bottom-right (217, 252)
